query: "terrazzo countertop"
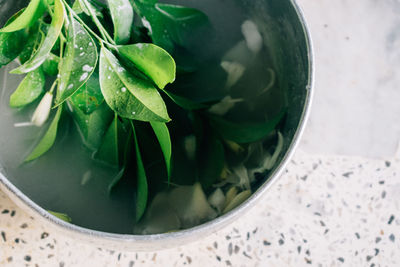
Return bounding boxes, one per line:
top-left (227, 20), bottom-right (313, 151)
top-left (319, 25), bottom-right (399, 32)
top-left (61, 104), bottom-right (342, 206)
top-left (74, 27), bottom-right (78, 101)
top-left (1, 151), bottom-right (400, 266)
top-left (2, 0), bottom-right (400, 266)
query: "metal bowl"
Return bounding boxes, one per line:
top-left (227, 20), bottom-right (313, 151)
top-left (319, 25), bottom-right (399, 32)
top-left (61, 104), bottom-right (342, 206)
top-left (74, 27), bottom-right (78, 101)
top-left (0, 0), bottom-right (313, 250)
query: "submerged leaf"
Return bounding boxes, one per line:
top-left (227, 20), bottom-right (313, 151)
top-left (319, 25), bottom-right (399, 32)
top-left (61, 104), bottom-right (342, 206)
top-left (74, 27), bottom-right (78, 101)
top-left (93, 113), bottom-right (119, 166)
top-left (118, 43), bottom-right (175, 89)
top-left (108, 0), bottom-right (134, 44)
top-left (163, 90), bottom-right (207, 110)
top-left (56, 15), bottom-right (98, 105)
top-left (131, 122), bottom-right (148, 221)
top-left (150, 121), bottom-right (171, 180)
top-left (209, 110), bottom-right (286, 144)
top-left (25, 106), bottom-right (63, 162)
top-left (99, 47), bottom-right (170, 122)
top-left (137, 2), bottom-right (210, 52)
top-left (222, 190), bottom-right (251, 214)
top-left (9, 68), bottom-right (45, 108)
top-left (68, 101), bottom-right (114, 151)
top-left (0, 0), bottom-right (46, 33)
top-left (70, 72), bottom-right (104, 114)
top-left (11, 0), bottom-right (65, 74)
top-left (48, 210), bottom-right (72, 223)
top-left (199, 135), bottom-right (225, 189)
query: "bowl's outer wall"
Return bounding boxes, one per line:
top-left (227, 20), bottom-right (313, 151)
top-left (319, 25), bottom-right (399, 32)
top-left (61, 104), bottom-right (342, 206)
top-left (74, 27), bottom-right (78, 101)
top-left (0, 0), bottom-right (313, 250)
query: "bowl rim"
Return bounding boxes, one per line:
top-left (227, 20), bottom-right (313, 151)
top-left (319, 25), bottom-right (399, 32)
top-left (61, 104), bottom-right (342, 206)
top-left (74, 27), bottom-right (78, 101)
top-left (0, 0), bottom-right (314, 250)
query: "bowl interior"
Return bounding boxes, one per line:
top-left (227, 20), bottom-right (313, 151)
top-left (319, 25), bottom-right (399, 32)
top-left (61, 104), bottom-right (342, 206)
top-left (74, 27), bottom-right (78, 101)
top-left (0, 0), bottom-right (311, 242)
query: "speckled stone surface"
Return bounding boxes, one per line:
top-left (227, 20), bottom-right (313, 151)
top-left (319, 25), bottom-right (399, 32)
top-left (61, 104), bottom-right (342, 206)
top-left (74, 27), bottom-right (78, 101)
top-left (2, 0), bottom-right (400, 266)
top-left (1, 151), bottom-right (400, 266)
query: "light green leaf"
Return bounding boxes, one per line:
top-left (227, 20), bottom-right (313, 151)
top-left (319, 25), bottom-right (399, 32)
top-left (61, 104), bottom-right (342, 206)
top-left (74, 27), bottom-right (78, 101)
top-left (0, 0), bottom-right (46, 33)
top-left (68, 101), bottom-right (114, 151)
top-left (108, 0), bottom-right (133, 44)
top-left (209, 110), bottom-right (286, 144)
top-left (56, 15), bottom-right (98, 105)
top-left (99, 47), bottom-right (170, 122)
top-left (118, 43), bottom-right (175, 89)
top-left (131, 122), bottom-right (148, 221)
top-left (42, 53), bottom-right (59, 76)
top-left (25, 106), bottom-right (63, 162)
top-left (150, 121), bottom-right (171, 180)
top-left (70, 72), bottom-right (104, 114)
top-left (11, 0), bottom-right (65, 74)
top-left (93, 113), bottom-right (119, 166)
top-left (48, 210), bottom-right (72, 222)
top-left (9, 68), bottom-right (45, 108)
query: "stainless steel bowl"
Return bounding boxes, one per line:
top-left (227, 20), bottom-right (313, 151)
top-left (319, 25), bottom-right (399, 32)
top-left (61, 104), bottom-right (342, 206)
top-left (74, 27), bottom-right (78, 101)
top-left (0, 0), bottom-right (313, 250)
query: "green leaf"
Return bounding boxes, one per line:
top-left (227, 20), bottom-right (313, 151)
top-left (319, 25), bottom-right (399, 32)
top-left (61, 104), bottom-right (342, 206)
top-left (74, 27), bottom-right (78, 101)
top-left (42, 53), bottom-right (59, 76)
top-left (118, 43), bottom-right (175, 89)
top-left (131, 122), bottom-right (148, 221)
top-left (93, 113), bottom-right (119, 166)
top-left (199, 135), bottom-right (225, 189)
top-left (9, 68), bottom-right (45, 108)
top-left (99, 47), bottom-right (170, 122)
top-left (56, 15), bottom-right (98, 105)
top-left (48, 210), bottom-right (72, 222)
top-left (0, 11), bottom-right (27, 67)
top-left (0, 0), bottom-right (46, 33)
top-left (25, 106), bottom-right (63, 162)
top-left (163, 90), bottom-right (207, 110)
top-left (150, 121), bottom-right (171, 180)
top-left (108, 0), bottom-right (134, 44)
top-left (68, 101), bottom-right (114, 151)
top-left (70, 72), bottom-right (104, 114)
top-left (209, 110), bottom-right (286, 144)
top-left (11, 0), bottom-right (65, 74)
top-left (18, 23), bottom-right (44, 64)
top-left (137, 3), bottom-right (209, 52)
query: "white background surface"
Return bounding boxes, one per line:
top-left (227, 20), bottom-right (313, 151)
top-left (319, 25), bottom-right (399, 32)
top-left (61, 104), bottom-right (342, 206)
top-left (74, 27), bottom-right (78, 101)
top-left (1, 0), bottom-right (400, 266)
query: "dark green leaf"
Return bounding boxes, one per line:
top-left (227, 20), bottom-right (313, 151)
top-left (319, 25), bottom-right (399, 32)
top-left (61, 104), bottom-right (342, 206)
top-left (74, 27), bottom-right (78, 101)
top-left (107, 166), bottom-right (126, 193)
top-left (48, 210), bottom-right (72, 222)
top-left (18, 23), bottom-right (45, 64)
top-left (70, 72), bottom-right (104, 114)
top-left (99, 47), bottom-right (170, 122)
top-left (137, 3), bottom-right (209, 52)
top-left (68, 101), bottom-right (114, 150)
top-left (209, 110), bottom-right (286, 144)
top-left (0, 0), bottom-right (46, 33)
top-left (11, 0), bottom-right (65, 74)
top-left (150, 121), bottom-right (171, 180)
top-left (9, 68), bottom-right (45, 108)
top-left (137, 0), bottom-right (157, 4)
top-left (199, 134), bottom-right (225, 189)
top-left (163, 90), bottom-right (207, 110)
top-left (93, 113), bottom-right (119, 166)
top-left (118, 43), bottom-right (175, 89)
top-left (108, 0), bottom-right (133, 44)
top-left (25, 106), bottom-right (63, 162)
top-left (0, 11), bottom-right (27, 67)
top-left (42, 53), bottom-right (59, 76)
top-left (131, 122), bottom-right (148, 221)
top-left (56, 15), bottom-right (98, 105)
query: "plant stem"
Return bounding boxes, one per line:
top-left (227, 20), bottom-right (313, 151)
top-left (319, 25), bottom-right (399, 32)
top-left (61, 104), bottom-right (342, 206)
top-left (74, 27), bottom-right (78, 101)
top-left (90, 0), bottom-right (108, 9)
top-left (61, 0), bottom-right (117, 50)
top-left (81, 0), bottom-right (115, 45)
